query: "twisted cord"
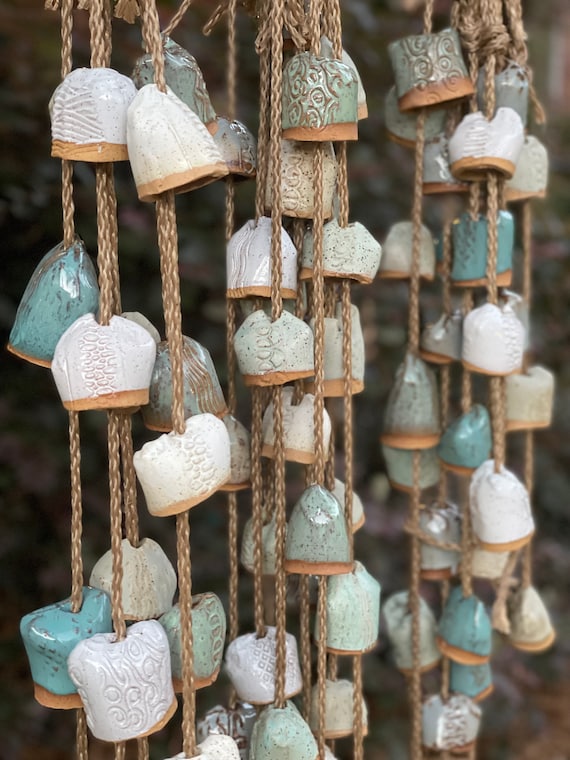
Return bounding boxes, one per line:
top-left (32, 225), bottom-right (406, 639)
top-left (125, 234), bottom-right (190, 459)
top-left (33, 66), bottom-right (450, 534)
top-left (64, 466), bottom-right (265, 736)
top-left (120, 413), bottom-right (139, 547)
top-left (75, 708), bottom-right (88, 760)
top-left (353, 654), bottom-right (364, 760)
top-left (312, 145), bottom-right (326, 486)
top-left (228, 491), bottom-right (239, 643)
top-left (403, 521), bottom-right (462, 553)
top-left (140, 0), bottom-right (166, 92)
top-left (69, 412), bottom-right (84, 612)
top-left (251, 387), bottom-right (266, 636)
top-left (409, 450), bottom-right (423, 759)
top-left (137, 738), bottom-right (150, 760)
top-left (521, 429), bottom-right (534, 589)
top-left (486, 174), bottom-right (499, 306)
top-left (423, 0), bottom-right (434, 34)
top-left (440, 579), bottom-right (451, 701)
top-left (460, 477), bottom-right (474, 597)
top-left (441, 214), bottom-right (453, 317)
top-left (299, 574), bottom-right (312, 719)
top-left (269, 0), bottom-right (284, 322)
top-left (522, 201), bottom-right (532, 308)
top-left (163, 0), bottom-right (195, 37)
top-left (317, 574), bottom-right (327, 759)
top-left (490, 376), bottom-right (506, 471)
top-left (461, 291), bottom-right (473, 414)
top-left (408, 110), bottom-right (426, 353)
top-left (177, 510), bottom-right (196, 756)
top-left (254, 45), bottom-right (270, 220)
top-left (95, 165), bottom-right (116, 326)
top-left (273, 386), bottom-right (287, 708)
top-left (114, 744), bottom-right (125, 760)
top-left (108, 411), bottom-right (126, 639)
top-left (226, 0), bottom-right (238, 121)
top-left (491, 549), bottom-right (520, 633)
top-left (438, 364), bottom-right (450, 507)
top-left (342, 281), bottom-right (354, 555)
top-left (88, 0), bottom-right (106, 68)
top-left (60, 0), bottom-right (75, 247)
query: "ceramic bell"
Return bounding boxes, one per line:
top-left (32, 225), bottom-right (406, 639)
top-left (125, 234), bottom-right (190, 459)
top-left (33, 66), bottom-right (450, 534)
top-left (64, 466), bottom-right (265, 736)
top-left (423, 134), bottom-right (468, 194)
top-left (332, 478), bottom-right (365, 532)
top-left (470, 548), bottom-right (510, 581)
top-left (379, 221), bottom-right (436, 280)
top-left (420, 311), bottom-right (463, 364)
top-left (131, 36), bottom-right (217, 132)
top-left (300, 218), bottom-right (382, 284)
top-left (261, 387), bottom-right (332, 465)
top-left (462, 302), bottom-right (525, 376)
top-left (265, 139), bottom-right (338, 220)
top-left (450, 210), bottom-right (514, 287)
top-left (388, 28), bottom-right (473, 111)
top-left (226, 216), bottom-right (297, 299)
top-left (438, 404), bottom-right (492, 476)
top-left (20, 587), bottom-right (112, 709)
top-left (284, 484), bottom-right (352, 575)
top-left (314, 561), bottom-right (381, 654)
top-left (450, 661), bottom-right (494, 702)
top-left (220, 414), bottom-right (251, 491)
top-left (437, 586), bottom-right (492, 665)
top-left (505, 365), bottom-right (555, 432)
top-left (308, 679), bottom-right (368, 738)
top-left (422, 694), bottom-right (481, 753)
top-left (89, 538), bottom-right (176, 621)
top-left (197, 701), bottom-right (257, 760)
top-left (224, 627), bottom-right (303, 705)
top-left (241, 513), bottom-right (284, 575)
top-left (470, 459), bottom-right (534, 552)
top-left (507, 586), bottom-right (556, 653)
top-left (476, 61), bottom-right (529, 126)
top-left (51, 313), bottom-right (157, 411)
top-left (249, 701), bottom-right (318, 760)
top-left (134, 413), bottom-right (231, 516)
top-left (449, 107), bottom-right (525, 181)
top-left (159, 592), bottom-right (226, 690)
top-left (50, 67), bottom-right (136, 161)
top-left (67, 619), bottom-right (177, 742)
top-left (8, 238), bottom-right (99, 368)
top-left (383, 591), bottom-right (441, 673)
top-left (320, 36), bottom-right (368, 119)
top-left (501, 289), bottom-right (531, 350)
top-left (282, 52), bottom-right (358, 141)
top-left (121, 311), bottom-right (161, 344)
top-left (384, 86), bottom-right (446, 149)
top-left (381, 353), bottom-right (440, 449)
top-left (419, 503), bottom-right (461, 581)
top-left (382, 444), bottom-right (440, 493)
top-left (127, 84), bottom-right (228, 202)
top-left (234, 310), bottom-right (314, 386)
top-left (213, 117), bottom-right (257, 179)
top-left (505, 136), bottom-right (548, 202)
top-left (166, 735), bottom-right (241, 760)
top-left (142, 336), bottom-right (227, 432)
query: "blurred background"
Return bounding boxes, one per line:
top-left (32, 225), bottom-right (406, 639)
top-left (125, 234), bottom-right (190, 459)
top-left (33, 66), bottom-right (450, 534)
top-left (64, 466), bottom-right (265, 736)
top-left (1, 0), bottom-right (569, 757)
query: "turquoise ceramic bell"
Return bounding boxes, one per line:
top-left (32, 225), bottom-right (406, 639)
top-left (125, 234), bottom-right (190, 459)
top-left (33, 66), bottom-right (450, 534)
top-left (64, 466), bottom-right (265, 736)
top-left (438, 404), bottom-right (492, 476)
top-left (382, 444), bottom-right (440, 493)
top-left (8, 238), bottom-right (99, 368)
top-left (451, 211), bottom-right (514, 287)
top-left (250, 701), bottom-right (318, 760)
top-left (284, 484), bottom-right (352, 575)
top-left (20, 587), bottom-right (112, 709)
top-left (438, 585), bottom-right (492, 665)
top-left (450, 661), bottom-right (494, 702)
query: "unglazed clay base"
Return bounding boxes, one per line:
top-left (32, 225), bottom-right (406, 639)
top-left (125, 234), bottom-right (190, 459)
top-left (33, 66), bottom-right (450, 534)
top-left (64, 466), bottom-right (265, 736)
top-left (423, 181), bottom-right (468, 195)
top-left (440, 461), bottom-right (475, 478)
top-left (448, 741), bottom-right (477, 756)
top-left (358, 103), bottom-right (368, 120)
top-left (436, 637), bottom-right (490, 666)
top-left (451, 156), bottom-right (515, 181)
top-left (51, 140), bottom-right (129, 162)
top-left (389, 480), bottom-right (432, 495)
top-left (421, 567), bottom-right (455, 581)
top-left (34, 683), bottom-right (83, 710)
top-left (172, 666), bottom-right (221, 693)
top-left (299, 266), bottom-right (373, 285)
top-left (62, 388), bottom-right (149, 412)
top-left (315, 724), bottom-right (369, 740)
top-left (226, 286), bottom-right (297, 300)
top-left (284, 559), bottom-right (354, 576)
top-left (219, 480), bottom-right (251, 492)
top-left (325, 641), bottom-right (378, 656)
top-left (381, 432), bottom-right (440, 450)
top-left (242, 369), bottom-right (314, 387)
top-left (304, 378), bottom-right (365, 397)
top-left (138, 697), bottom-right (178, 739)
top-left (509, 629), bottom-right (556, 653)
top-left (144, 407), bottom-right (229, 434)
top-left (506, 419), bottom-right (550, 432)
top-left (399, 657), bottom-right (441, 676)
top-left (478, 531), bottom-right (534, 553)
top-left (137, 161), bottom-right (229, 202)
top-left (205, 120), bottom-right (218, 136)
top-left (378, 269), bottom-right (435, 282)
top-left (452, 270), bottom-right (512, 288)
top-left (352, 513), bottom-right (366, 532)
top-left (6, 343), bottom-right (52, 368)
top-left (418, 348), bottom-right (455, 365)
top-left (462, 359), bottom-right (522, 377)
top-left (473, 683), bottom-right (495, 703)
top-left (386, 130), bottom-right (415, 150)
top-left (282, 123), bottom-right (358, 142)
top-left (148, 481), bottom-right (228, 517)
top-left (262, 443), bottom-right (316, 465)
top-left (398, 78), bottom-right (474, 111)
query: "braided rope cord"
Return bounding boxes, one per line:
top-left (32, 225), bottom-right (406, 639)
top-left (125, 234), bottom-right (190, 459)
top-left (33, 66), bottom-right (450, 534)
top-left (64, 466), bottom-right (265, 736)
top-left (521, 201), bottom-right (534, 588)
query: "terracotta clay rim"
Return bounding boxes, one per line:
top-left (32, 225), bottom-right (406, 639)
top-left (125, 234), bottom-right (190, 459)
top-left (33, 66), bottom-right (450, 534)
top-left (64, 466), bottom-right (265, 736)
top-left (6, 343), bottom-right (52, 368)
top-left (389, 479), bottom-right (437, 495)
top-left (378, 269), bottom-right (435, 282)
top-left (137, 161), bottom-right (229, 202)
top-left (282, 122), bottom-right (358, 142)
top-left (450, 156), bottom-right (515, 181)
top-left (472, 682), bottom-right (495, 702)
top-left (423, 181), bottom-right (469, 195)
top-left (381, 431), bottom-right (441, 450)
top-left (242, 369), bottom-right (314, 387)
top-left (267, 206), bottom-right (334, 221)
top-left (284, 558), bottom-right (354, 575)
top-left (62, 388), bottom-right (149, 412)
top-left (439, 460), bottom-right (477, 477)
top-left (173, 666), bottom-right (220, 692)
top-left (137, 697), bottom-right (178, 739)
top-left (506, 418), bottom-right (551, 432)
top-left (436, 637), bottom-right (491, 666)
top-left (419, 348), bottom-right (456, 365)
top-left (451, 269), bottom-right (512, 288)
top-left (352, 513), bottom-right (366, 533)
top-left (478, 531), bottom-right (534, 553)
top-left (399, 656), bottom-right (441, 675)
top-left (312, 725), bottom-right (369, 740)
top-left (305, 378), bottom-right (365, 397)
top-left (205, 120), bottom-right (219, 136)
top-left (386, 130), bottom-right (415, 150)
top-left (461, 359), bottom-right (522, 377)
top-left (324, 640), bottom-right (378, 656)
top-left (299, 266), bottom-right (373, 285)
top-left (143, 407), bottom-right (228, 433)
top-left (34, 683), bottom-right (83, 710)
top-left (52, 139), bottom-right (129, 162)
top-left (509, 629), bottom-right (556, 653)
top-left (147, 480), bottom-right (228, 517)
top-left (358, 103), bottom-right (368, 120)
top-left (226, 285), bottom-right (297, 300)
top-left (398, 78), bottom-right (474, 112)
top-left (262, 443), bottom-right (316, 465)
top-left (219, 480), bottom-right (251, 492)
top-left (421, 567), bottom-right (455, 581)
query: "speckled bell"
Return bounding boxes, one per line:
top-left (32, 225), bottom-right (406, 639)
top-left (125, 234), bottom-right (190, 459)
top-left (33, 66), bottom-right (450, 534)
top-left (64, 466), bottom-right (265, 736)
top-left (450, 661), bottom-right (494, 702)
top-left (320, 36), bottom-right (368, 119)
top-left (379, 221), bottom-right (436, 280)
top-left (308, 679), bottom-right (368, 739)
top-left (437, 586), bottom-right (492, 665)
top-left (220, 414), bottom-right (251, 491)
top-left (438, 404), bottom-right (492, 476)
top-left (383, 591), bottom-right (441, 673)
top-left (462, 302), bottom-right (525, 376)
top-left (213, 117), bottom-right (257, 179)
top-left (507, 585), bottom-right (556, 653)
top-left (451, 211), bottom-right (514, 288)
top-left (241, 513), bottom-right (283, 576)
top-left (197, 702), bottom-right (257, 760)
top-left (382, 444), bottom-right (440, 493)
top-left (249, 701), bottom-right (318, 760)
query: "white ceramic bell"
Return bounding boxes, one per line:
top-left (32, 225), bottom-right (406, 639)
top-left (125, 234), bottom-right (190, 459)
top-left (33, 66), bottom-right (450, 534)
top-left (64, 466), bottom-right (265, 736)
top-left (379, 221), bottom-right (436, 280)
top-left (422, 694), bottom-right (481, 753)
top-left (220, 414), bottom-right (251, 490)
top-left (505, 135), bottom-right (548, 202)
top-left (165, 734), bottom-right (241, 760)
top-left (121, 311), bottom-right (161, 344)
top-left (505, 365), bottom-right (555, 432)
top-left (419, 503), bottom-right (462, 580)
top-left (332, 478), bottom-right (365, 532)
top-left (462, 302), bottom-right (525, 375)
top-left (420, 311), bottom-right (463, 364)
top-left (308, 679), bottom-right (368, 739)
top-left (383, 591), bottom-right (441, 673)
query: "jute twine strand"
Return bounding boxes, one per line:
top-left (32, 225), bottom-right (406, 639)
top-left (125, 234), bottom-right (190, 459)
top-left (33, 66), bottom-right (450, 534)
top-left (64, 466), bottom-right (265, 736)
top-left (438, 212), bottom-right (453, 505)
top-left (69, 412), bottom-right (84, 613)
top-left (269, 0), bottom-right (284, 323)
top-left (273, 383), bottom-right (287, 708)
top-left (438, 364), bottom-right (451, 507)
top-left (341, 281), bottom-right (354, 555)
top-left (226, 0), bottom-right (238, 122)
top-left (317, 574), bottom-right (327, 759)
top-left (114, 744), bottom-right (125, 760)
top-left (252, 387), bottom-right (266, 636)
top-left (108, 411), bottom-right (127, 639)
top-left (60, 0), bottom-right (75, 247)
top-left (440, 578), bottom-right (451, 701)
top-left (409, 450), bottom-right (423, 760)
top-left (423, 0), bottom-right (434, 34)
top-left (94, 165), bottom-right (116, 326)
top-left (492, 549), bottom-right (519, 633)
top-left (353, 654), bottom-right (364, 760)
top-left (163, 0), bottom-right (194, 37)
top-left (522, 429), bottom-right (534, 588)
top-left (329, 0), bottom-right (350, 229)
top-left (403, 521), bottom-right (462, 553)
top-left (136, 737), bottom-right (150, 760)
top-left (120, 414), bottom-right (139, 547)
top-left (521, 200), bottom-right (534, 588)
top-left (408, 110), bottom-right (426, 354)
top-left (461, 292), bottom-right (473, 414)
top-left (299, 574), bottom-right (313, 719)
top-left (254, 45), bottom-right (270, 221)
top-left (460, 477), bottom-right (473, 597)
top-left (75, 708), bottom-right (88, 760)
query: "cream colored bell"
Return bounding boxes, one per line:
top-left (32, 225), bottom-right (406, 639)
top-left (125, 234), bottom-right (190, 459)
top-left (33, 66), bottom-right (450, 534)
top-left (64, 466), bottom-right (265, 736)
top-left (383, 591), bottom-right (441, 673)
top-left (220, 414), bottom-right (251, 491)
top-left (420, 311), bottom-right (463, 364)
top-left (332, 478), bottom-right (365, 532)
top-left (505, 365), bottom-right (555, 432)
top-left (308, 679), bottom-right (368, 739)
top-left (505, 135), bottom-right (548, 202)
top-left (507, 585), bottom-right (556, 653)
top-left (469, 548), bottom-right (510, 580)
top-left (462, 302), bottom-right (525, 376)
top-left (379, 221), bottom-right (436, 280)
top-left (165, 733), bottom-right (241, 760)
top-left (241, 513), bottom-right (283, 575)
top-left (423, 135), bottom-right (468, 195)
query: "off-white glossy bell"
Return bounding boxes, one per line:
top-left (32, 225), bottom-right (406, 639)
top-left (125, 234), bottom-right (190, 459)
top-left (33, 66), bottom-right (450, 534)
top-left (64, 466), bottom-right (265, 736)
top-left (507, 585), bottom-right (556, 653)
top-left (308, 679), bottom-right (368, 738)
top-left (462, 302), bottom-right (525, 376)
top-left (505, 365), bottom-right (555, 432)
top-left (379, 221), bottom-right (436, 280)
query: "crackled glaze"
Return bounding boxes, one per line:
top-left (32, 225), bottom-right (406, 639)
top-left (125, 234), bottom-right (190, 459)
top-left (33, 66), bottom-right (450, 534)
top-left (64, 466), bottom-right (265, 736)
top-left (142, 336), bottom-right (227, 431)
top-left (320, 35), bottom-right (368, 119)
top-left (127, 84), bottom-right (228, 202)
top-left (476, 61), bottom-right (529, 125)
top-left (332, 478), bottom-right (365, 532)
top-left (249, 701), bottom-right (317, 760)
top-left (385, 86), bottom-right (447, 148)
top-left (308, 679), bottom-right (368, 739)
top-left (379, 221), bottom-right (436, 280)
top-left (241, 513), bottom-right (284, 575)
top-left (451, 211), bottom-right (514, 286)
top-left (227, 217), bottom-right (297, 299)
top-left (423, 134), bottom-right (468, 193)
top-left (420, 311), bottom-right (463, 364)
top-left (505, 365), bottom-right (554, 431)
top-left (285, 484), bottom-right (352, 575)
top-left (213, 117), bottom-right (257, 178)
top-left (422, 694), bottom-right (481, 752)
top-left (134, 413), bottom-right (231, 516)
top-left (438, 586), bottom-right (492, 665)
top-left (234, 310), bottom-right (314, 386)
top-left (382, 444), bottom-right (440, 492)
top-left (462, 303), bottom-right (525, 375)
top-left (389, 29), bottom-right (473, 111)
top-left (301, 218), bottom-right (382, 283)
top-left (419, 503), bottom-right (461, 579)
top-left (221, 414), bottom-right (251, 489)
top-left (383, 591), bottom-right (441, 672)
top-left (8, 238), bottom-right (99, 368)
top-left (51, 313), bottom-right (157, 411)
top-left (506, 136), bottom-right (548, 201)
top-left (225, 627), bottom-right (302, 705)
top-left (450, 661), bottom-right (493, 702)
top-left (197, 702), bottom-right (257, 760)
top-left (438, 404), bottom-right (492, 474)
top-left (67, 619), bottom-right (176, 742)
top-left (507, 586), bottom-right (555, 652)
top-left (90, 538), bottom-right (176, 621)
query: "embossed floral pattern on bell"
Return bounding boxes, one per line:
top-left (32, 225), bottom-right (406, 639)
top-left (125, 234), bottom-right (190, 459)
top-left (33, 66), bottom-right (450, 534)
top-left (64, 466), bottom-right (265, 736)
top-left (131, 36), bottom-right (217, 131)
top-left (388, 28), bottom-right (473, 111)
top-left (420, 311), bottom-right (463, 364)
top-left (197, 702), bottom-right (257, 760)
top-left (241, 513), bottom-right (284, 576)
top-left (159, 593), bottom-right (226, 691)
top-left (476, 61), bottom-right (529, 125)
top-left (423, 134), bottom-right (468, 194)
top-left (449, 107), bottom-right (525, 181)
top-left (127, 84), bottom-right (228, 202)
top-left (308, 679), bottom-right (368, 739)
top-left (51, 313), bottom-right (157, 411)
top-left (8, 238), bottom-right (99, 368)
top-left (382, 444), bottom-right (440, 493)
top-left (213, 117), bottom-right (257, 178)
top-left (234, 310), bottom-right (314, 386)
top-left (381, 353), bottom-right (440, 449)
top-left (422, 694), bottom-right (481, 753)
top-left (507, 586), bottom-right (556, 653)
top-left (379, 221), bottom-right (436, 280)
top-left (505, 136), bottom-right (548, 202)
top-left (383, 591), bottom-right (441, 673)
top-left (20, 587), bottom-right (112, 710)
top-left (142, 336), bottom-right (227, 432)
top-left (67, 619), bottom-right (177, 742)
top-left (450, 661), bottom-right (494, 702)
top-left (451, 211), bottom-right (514, 287)
top-left (505, 365), bottom-right (555, 432)
top-left (320, 35), bottom-right (368, 119)
top-left (385, 86), bottom-right (447, 148)
top-left (224, 627), bottom-right (302, 705)
top-left (89, 538), bottom-right (176, 621)
top-left (282, 52), bottom-right (358, 141)
top-left (249, 701), bottom-right (318, 760)
top-left (284, 484), bottom-right (352, 575)
top-left (220, 414), bottom-right (251, 491)
top-left (314, 560), bottom-right (381, 654)
top-left (227, 216), bottom-right (297, 299)
top-left (438, 404), bottom-right (492, 476)
top-left (419, 503), bottom-right (461, 580)
top-left (50, 68), bottom-right (136, 161)
top-left (300, 218), bottom-right (382, 284)
top-left (134, 413), bottom-right (231, 516)
top-left (462, 302), bottom-right (525, 376)
top-left (332, 477), bottom-right (365, 532)
top-left (437, 586), bottom-right (492, 665)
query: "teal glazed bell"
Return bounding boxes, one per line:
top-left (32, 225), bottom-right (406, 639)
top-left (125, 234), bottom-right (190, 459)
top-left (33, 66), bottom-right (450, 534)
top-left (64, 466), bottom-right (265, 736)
top-left (20, 587), bottom-right (112, 709)
top-left (438, 585), bottom-right (492, 665)
top-left (382, 444), bottom-right (440, 493)
top-left (8, 238), bottom-right (99, 368)
top-left (250, 701), bottom-right (318, 760)
top-left (284, 484), bottom-right (352, 575)
top-left (438, 404), bottom-right (492, 476)
top-left (451, 211), bottom-right (514, 287)
top-left (450, 661), bottom-right (494, 702)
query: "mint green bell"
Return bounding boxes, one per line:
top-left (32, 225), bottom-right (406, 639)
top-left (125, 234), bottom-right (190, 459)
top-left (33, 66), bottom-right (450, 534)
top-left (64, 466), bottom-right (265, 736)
top-left (450, 661), bottom-right (494, 702)
top-left (451, 211), bottom-right (514, 287)
top-left (438, 404), bottom-right (492, 476)
top-left (250, 701), bottom-right (317, 760)
top-left (438, 586), bottom-right (492, 665)
top-left (382, 444), bottom-right (440, 493)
